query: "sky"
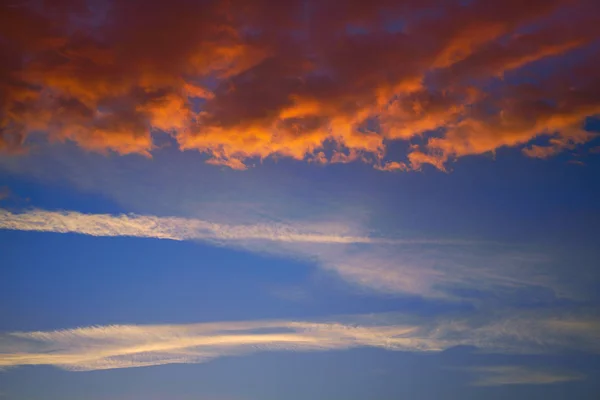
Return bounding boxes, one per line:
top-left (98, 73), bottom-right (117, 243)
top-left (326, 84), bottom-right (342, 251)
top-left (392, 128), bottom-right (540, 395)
top-left (1, 0), bottom-right (600, 399)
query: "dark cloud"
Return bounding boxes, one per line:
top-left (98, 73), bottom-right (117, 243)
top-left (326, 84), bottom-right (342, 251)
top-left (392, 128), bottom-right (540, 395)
top-left (1, 0), bottom-right (599, 169)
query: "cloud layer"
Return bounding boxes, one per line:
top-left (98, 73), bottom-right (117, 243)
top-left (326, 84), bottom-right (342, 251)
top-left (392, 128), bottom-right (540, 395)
top-left (1, 0), bottom-right (599, 169)
top-left (1, 311), bottom-right (598, 371)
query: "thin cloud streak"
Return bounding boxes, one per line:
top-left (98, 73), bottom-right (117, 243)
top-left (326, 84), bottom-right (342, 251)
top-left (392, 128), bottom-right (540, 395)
top-left (0, 208), bottom-right (579, 300)
top-left (469, 365), bottom-right (586, 386)
top-left (1, 311), bottom-right (599, 372)
top-left (0, 208), bottom-right (474, 245)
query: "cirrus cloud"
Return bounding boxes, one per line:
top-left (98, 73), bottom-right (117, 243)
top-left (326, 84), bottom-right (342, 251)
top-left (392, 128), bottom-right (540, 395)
top-left (1, 310), bottom-right (599, 371)
top-left (0, 208), bottom-right (584, 301)
top-left (468, 365), bottom-right (586, 386)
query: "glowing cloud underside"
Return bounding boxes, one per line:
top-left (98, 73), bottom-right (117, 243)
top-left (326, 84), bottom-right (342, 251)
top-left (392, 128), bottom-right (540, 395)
top-left (1, 0), bottom-right (599, 170)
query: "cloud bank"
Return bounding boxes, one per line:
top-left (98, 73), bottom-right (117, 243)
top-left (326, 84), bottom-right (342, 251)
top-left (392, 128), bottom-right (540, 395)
top-left (1, 311), bottom-right (598, 371)
top-left (1, 0), bottom-right (599, 169)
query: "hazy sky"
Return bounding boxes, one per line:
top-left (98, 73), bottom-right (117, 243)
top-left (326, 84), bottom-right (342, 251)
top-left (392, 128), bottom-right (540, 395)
top-left (1, 0), bottom-right (600, 399)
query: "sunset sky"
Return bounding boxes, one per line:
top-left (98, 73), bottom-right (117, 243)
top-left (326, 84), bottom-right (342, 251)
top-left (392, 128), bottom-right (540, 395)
top-left (1, 0), bottom-right (600, 399)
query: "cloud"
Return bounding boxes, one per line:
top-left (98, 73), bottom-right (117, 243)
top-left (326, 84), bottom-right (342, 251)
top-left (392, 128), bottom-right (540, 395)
top-left (0, 319), bottom-right (420, 371)
top-left (0, 208), bottom-right (580, 300)
top-left (1, 0), bottom-right (599, 170)
top-left (312, 245), bottom-right (568, 299)
top-left (0, 208), bottom-right (418, 244)
top-left (1, 310), bottom-right (598, 371)
top-left (374, 161), bottom-right (408, 172)
top-left (469, 365), bottom-right (586, 386)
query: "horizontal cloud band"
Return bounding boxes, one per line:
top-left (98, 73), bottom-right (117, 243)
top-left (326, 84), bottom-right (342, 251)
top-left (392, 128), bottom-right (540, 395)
top-left (468, 365), bottom-right (586, 386)
top-left (1, 311), bottom-right (599, 371)
top-left (0, 208), bottom-right (465, 245)
top-left (0, 208), bottom-right (580, 300)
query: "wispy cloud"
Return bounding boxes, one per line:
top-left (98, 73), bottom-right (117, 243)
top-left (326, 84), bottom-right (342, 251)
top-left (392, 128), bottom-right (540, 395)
top-left (313, 244), bottom-right (578, 300)
top-left (0, 208), bottom-right (426, 245)
top-left (469, 365), bottom-right (586, 386)
top-left (1, 311), bottom-right (598, 372)
top-left (0, 318), bottom-right (438, 371)
top-left (0, 208), bottom-right (579, 300)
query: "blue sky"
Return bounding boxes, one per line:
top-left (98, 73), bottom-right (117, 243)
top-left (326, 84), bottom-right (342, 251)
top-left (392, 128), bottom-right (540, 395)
top-left (2, 138), bottom-right (600, 399)
top-left (2, 0), bottom-right (600, 399)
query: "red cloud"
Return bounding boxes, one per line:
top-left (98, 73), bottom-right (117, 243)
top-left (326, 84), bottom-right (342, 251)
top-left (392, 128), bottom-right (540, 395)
top-left (1, 0), bottom-right (599, 170)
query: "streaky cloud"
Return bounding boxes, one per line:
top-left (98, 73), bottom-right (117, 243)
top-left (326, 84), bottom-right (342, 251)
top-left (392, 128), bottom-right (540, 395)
top-left (469, 365), bottom-right (586, 386)
top-left (1, 311), bottom-right (599, 372)
top-left (0, 208), bottom-right (581, 300)
top-left (0, 208), bottom-right (460, 245)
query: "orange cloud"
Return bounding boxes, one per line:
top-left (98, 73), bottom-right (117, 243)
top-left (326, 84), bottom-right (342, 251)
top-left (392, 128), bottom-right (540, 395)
top-left (411, 70), bottom-right (600, 169)
top-left (1, 0), bottom-right (599, 170)
top-left (375, 161), bottom-right (408, 172)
